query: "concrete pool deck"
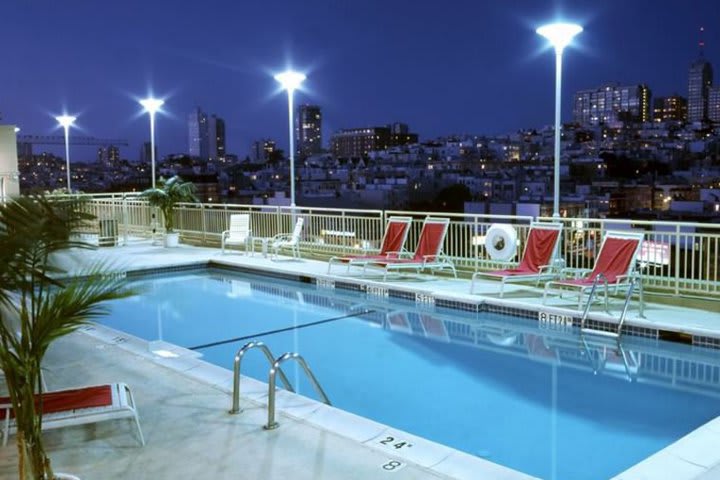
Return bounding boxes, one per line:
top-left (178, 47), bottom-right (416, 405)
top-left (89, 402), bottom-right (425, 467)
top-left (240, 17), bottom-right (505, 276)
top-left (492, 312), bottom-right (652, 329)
top-left (1, 240), bottom-right (719, 479)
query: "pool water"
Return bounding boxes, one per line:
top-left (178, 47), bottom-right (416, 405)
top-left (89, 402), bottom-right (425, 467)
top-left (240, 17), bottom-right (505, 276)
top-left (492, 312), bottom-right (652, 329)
top-left (102, 270), bottom-right (720, 480)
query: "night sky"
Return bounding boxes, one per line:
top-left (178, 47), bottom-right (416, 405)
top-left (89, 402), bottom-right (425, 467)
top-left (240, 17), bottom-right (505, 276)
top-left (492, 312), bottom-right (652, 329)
top-left (2, 0), bottom-right (718, 161)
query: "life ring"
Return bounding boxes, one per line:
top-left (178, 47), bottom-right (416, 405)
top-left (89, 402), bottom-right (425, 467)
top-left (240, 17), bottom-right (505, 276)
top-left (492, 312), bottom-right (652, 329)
top-left (485, 224), bottom-right (517, 261)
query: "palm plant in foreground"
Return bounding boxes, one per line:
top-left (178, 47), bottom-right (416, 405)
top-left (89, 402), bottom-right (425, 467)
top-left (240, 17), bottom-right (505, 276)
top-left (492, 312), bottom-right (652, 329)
top-left (0, 195), bottom-right (135, 480)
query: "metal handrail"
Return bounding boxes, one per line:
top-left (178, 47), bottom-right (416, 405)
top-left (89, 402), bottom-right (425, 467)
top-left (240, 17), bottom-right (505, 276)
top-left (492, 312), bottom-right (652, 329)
top-left (617, 276), bottom-right (644, 335)
top-left (264, 352), bottom-right (330, 430)
top-left (580, 273), bottom-right (609, 331)
top-left (229, 341), bottom-right (293, 414)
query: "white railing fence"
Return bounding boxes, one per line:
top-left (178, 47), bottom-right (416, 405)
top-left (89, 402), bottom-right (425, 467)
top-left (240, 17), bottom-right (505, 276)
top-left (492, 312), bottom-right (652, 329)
top-left (81, 196), bottom-right (720, 299)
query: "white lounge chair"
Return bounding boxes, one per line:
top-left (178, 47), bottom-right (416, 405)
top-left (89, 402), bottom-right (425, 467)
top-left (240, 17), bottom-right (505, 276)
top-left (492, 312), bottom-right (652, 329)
top-left (0, 382), bottom-right (145, 446)
top-left (221, 214), bottom-right (252, 254)
top-left (271, 218), bottom-right (304, 260)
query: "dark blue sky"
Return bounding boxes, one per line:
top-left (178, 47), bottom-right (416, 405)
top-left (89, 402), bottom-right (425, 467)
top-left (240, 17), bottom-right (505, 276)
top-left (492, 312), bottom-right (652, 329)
top-left (2, 0), bottom-right (718, 161)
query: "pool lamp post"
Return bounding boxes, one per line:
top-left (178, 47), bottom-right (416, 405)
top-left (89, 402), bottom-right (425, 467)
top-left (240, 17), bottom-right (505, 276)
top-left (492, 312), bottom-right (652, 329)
top-left (55, 115), bottom-right (77, 192)
top-left (536, 22), bottom-right (582, 218)
top-left (139, 97), bottom-right (164, 189)
top-left (274, 70), bottom-right (306, 208)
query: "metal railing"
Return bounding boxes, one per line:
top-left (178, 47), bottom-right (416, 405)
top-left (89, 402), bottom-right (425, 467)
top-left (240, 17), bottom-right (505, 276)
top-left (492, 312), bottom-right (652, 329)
top-left (264, 352), bottom-right (330, 430)
top-left (229, 341), bottom-right (293, 415)
top-left (78, 195), bottom-right (720, 300)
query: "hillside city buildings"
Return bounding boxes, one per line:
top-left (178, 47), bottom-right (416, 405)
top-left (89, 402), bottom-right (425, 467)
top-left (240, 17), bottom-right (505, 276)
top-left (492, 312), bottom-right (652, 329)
top-left (8, 53), bottom-right (720, 222)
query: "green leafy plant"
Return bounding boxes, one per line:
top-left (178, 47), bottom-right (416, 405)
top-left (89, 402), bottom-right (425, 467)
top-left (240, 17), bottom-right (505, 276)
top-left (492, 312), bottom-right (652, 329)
top-left (0, 195), bottom-right (136, 480)
top-left (140, 176), bottom-right (198, 233)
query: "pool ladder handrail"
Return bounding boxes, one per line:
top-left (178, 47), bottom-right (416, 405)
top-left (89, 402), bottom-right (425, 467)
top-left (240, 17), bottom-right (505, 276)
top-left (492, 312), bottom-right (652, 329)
top-left (264, 352), bottom-right (331, 430)
top-left (229, 340), bottom-right (294, 414)
top-left (580, 275), bottom-right (641, 339)
top-left (579, 274), bottom-right (609, 333)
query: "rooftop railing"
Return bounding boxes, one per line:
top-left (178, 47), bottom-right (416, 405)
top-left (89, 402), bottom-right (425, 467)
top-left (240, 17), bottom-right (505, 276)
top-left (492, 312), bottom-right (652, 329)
top-left (80, 194), bottom-right (720, 300)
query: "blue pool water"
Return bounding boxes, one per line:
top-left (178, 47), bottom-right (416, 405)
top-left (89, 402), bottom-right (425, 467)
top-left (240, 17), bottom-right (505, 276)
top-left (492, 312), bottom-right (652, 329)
top-left (102, 269), bottom-right (720, 480)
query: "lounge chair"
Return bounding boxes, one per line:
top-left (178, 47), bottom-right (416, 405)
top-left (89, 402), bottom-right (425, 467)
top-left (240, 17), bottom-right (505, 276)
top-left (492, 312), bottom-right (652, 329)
top-left (364, 217), bottom-right (456, 280)
top-left (470, 222), bottom-right (563, 297)
top-left (543, 230), bottom-right (644, 310)
top-left (0, 382), bottom-right (145, 446)
top-left (221, 214), bottom-right (252, 254)
top-left (327, 216), bottom-right (412, 273)
top-left (271, 218), bottom-right (304, 260)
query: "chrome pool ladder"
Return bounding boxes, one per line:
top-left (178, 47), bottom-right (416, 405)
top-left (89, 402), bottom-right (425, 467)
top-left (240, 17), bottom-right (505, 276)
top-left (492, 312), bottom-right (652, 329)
top-left (264, 352), bottom-right (331, 430)
top-left (229, 340), bottom-right (293, 414)
top-left (229, 341), bottom-right (331, 430)
top-left (580, 275), bottom-right (642, 339)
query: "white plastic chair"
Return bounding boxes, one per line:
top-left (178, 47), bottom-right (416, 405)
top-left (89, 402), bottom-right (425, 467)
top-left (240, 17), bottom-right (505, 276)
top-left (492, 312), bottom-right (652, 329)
top-left (271, 218), bottom-right (304, 260)
top-left (221, 214), bottom-right (252, 254)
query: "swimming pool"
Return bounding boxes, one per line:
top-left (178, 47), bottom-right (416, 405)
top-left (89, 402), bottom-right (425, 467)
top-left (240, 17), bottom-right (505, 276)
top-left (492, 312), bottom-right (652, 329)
top-left (102, 269), bottom-right (720, 480)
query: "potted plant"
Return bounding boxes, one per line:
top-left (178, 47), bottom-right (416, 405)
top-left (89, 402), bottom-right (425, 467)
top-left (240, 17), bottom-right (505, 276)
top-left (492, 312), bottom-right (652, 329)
top-left (0, 195), bottom-right (136, 480)
top-left (140, 176), bottom-right (198, 247)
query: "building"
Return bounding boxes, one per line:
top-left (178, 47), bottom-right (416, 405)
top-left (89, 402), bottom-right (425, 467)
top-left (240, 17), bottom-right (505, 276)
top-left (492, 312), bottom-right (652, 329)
top-left (188, 107), bottom-right (209, 160)
top-left (139, 142), bottom-right (156, 164)
top-left (709, 86), bottom-right (720, 123)
top-left (297, 105), bottom-right (322, 158)
top-left (653, 95), bottom-right (688, 122)
top-left (573, 84), bottom-right (651, 126)
top-left (250, 139), bottom-right (277, 163)
top-left (688, 59), bottom-right (713, 122)
top-left (330, 125), bottom-right (418, 159)
top-left (208, 115), bottom-right (226, 162)
top-left (97, 145), bottom-right (120, 166)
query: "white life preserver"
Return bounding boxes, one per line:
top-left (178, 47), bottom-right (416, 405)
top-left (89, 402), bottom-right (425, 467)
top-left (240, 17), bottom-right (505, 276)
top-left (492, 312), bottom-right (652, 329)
top-left (485, 224), bottom-right (517, 261)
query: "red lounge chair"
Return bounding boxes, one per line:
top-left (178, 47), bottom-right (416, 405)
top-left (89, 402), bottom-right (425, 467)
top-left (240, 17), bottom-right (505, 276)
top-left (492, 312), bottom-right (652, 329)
top-left (364, 217), bottom-right (456, 280)
top-left (470, 222), bottom-right (563, 297)
top-left (327, 216), bottom-right (412, 273)
top-left (0, 382), bottom-right (145, 446)
top-left (543, 230), bottom-right (644, 310)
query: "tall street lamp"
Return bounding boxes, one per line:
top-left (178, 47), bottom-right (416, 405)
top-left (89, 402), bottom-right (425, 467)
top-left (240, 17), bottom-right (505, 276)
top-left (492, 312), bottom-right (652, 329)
top-left (139, 98), bottom-right (164, 189)
top-left (55, 115), bottom-right (77, 192)
top-left (537, 22), bottom-right (582, 218)
top-left (274, 70), bottom-right (306, 207)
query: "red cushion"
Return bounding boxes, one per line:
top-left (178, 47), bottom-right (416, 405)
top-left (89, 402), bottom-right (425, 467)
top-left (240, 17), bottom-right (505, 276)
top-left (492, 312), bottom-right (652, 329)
top-left (0, 385), bottom-right (112, 420)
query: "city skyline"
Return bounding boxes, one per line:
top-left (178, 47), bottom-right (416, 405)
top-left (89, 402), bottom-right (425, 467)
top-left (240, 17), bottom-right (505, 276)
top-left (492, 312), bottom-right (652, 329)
top-left (2, 0), bottom-right (719, 161)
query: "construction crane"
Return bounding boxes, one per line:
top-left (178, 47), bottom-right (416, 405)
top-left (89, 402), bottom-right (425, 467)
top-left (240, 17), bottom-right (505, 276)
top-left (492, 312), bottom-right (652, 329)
top-left (17, 135), bottom-right (129, 146)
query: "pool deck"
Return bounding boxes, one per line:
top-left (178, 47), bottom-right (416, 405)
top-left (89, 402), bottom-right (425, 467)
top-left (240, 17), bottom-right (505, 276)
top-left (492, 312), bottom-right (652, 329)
top-left (1, 240), bottom-right (719, 479)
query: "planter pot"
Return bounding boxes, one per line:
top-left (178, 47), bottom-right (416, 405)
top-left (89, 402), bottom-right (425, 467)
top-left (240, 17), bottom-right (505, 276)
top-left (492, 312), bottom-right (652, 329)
top-left (165, 232), bottom-right (180, 248)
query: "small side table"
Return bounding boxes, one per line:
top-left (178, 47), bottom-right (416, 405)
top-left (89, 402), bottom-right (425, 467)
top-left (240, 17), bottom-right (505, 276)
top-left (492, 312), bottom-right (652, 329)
top-left (251, 237), bottom-right (269, 257)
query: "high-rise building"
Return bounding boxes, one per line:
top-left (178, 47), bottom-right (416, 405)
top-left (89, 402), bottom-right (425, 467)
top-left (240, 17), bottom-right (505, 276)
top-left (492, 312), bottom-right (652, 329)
top-left (214, 116), bottom-right (226, 160)
top-left (653, 95), bottom-right (688, 122)
top-left (708, 86), bottom-right (720, 123)
top-left (573, 84), bottom-right (652, 125)
top-left (207, 115), bottom-right (226, 162)
top-left (297, 105), bottom-right (322, 158)
top-left (140, 142), bottom-right (156, 164)
top-left (188, 107), bottom-right (209, 160)
top-left (688, 59), bottom-right (713, 122)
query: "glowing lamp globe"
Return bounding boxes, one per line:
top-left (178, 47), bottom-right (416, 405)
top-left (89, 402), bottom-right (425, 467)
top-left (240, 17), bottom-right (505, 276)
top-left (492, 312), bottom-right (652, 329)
top-left (536, 23), bottom-right (583, 52)
top-left (274, 71), bottom-right (306, 92)
top-left (139, 98), bottom-right (164, 114)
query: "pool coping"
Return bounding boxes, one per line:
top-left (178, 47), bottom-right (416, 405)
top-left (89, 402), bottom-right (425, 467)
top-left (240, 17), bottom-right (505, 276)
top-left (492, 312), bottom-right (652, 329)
top-left (114, 259), bottom-right (720, 479)
top-left (78, 323), bottom-right (537, 480)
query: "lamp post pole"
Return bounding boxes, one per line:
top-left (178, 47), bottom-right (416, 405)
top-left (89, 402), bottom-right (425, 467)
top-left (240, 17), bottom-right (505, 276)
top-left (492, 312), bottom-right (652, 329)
top-left (274, 71), bottom-right (306, 208)
top-left (537, 23), bottom-right (582, 218)
top-left (55, 115), bottom-right (76, 192)
top-left (139, 98), bottom-right (164, 189)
